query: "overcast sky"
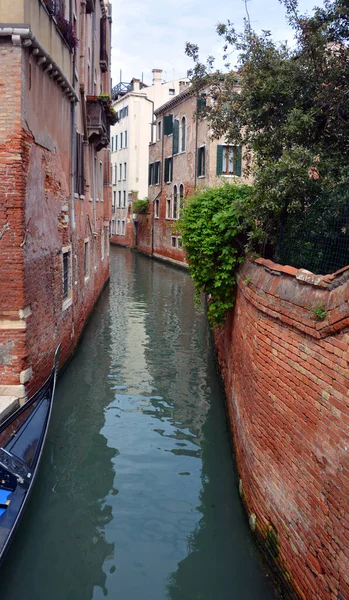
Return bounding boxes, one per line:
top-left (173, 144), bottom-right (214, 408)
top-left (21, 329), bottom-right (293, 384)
top-left (110, 0), bottom-right (325, 88)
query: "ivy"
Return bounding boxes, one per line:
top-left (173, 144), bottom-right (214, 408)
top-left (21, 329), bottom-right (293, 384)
top-left (177, 183), bottom-right (252, 326)
top-left (132, 198), bottom-right (149, 214)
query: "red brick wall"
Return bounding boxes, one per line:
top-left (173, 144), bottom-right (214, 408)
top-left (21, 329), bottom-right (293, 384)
top-left (215, 259), bottom-right (349, 600)
top-left (0, 43), bottom-right (110, 396)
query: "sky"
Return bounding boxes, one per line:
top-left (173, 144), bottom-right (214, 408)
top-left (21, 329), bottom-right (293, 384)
top-left (110, 0), bottom-right (325, 88)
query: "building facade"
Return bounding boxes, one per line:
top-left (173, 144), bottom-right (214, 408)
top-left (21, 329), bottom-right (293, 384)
top-left (134, 87), bottom-right (246, 265)
top-left (110, 70), bottom-right (189, 247)
top-left (0, 0), bottom-right (112, 409)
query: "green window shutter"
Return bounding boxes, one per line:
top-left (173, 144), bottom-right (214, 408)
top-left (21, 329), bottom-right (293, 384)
top-left (234, 146), bottom-right (242, 177)
top-left (164, 114), bottom-right (173, 135)
top-left (216, 145), bottom-right (223, 175)
top-left (197, 147), bottom-right (201, 177)
top-left (197, 94), bottom-right (206, 112)
top-left (148, 163), bottom-right (153, 186)
top-left (203, 146), bottom-right (206, 175)
top-left (164, 158), bottom-right (169, 183)
top-left (173, 119), bottom-right (179, 154)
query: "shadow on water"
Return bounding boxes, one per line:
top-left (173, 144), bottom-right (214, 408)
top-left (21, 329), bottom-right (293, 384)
top-left (1, 290), bottom-right (117, 600)
top-left (1, 247), bottom-right (278, 600)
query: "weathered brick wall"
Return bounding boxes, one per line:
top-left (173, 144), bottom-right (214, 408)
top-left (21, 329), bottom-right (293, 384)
top-left (0, 43), bottom-right (110, 396)
top-left (0, 41), bottom-right (27, 387)
top-left (215, 258), bottom-right (349, 600)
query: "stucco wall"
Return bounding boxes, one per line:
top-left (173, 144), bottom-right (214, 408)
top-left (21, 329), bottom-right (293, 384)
top-left (214, 258), bottom-right (349, 600)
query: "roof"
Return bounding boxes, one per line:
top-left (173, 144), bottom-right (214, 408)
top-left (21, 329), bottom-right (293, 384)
top-left (154, 87), bottom-right (194, 117)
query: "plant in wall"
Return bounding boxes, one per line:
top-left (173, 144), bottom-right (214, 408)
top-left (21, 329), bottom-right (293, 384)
top-left (132, 198), bottom-right (149, 215)
top-left (310, 302), bottom-right (327, 321)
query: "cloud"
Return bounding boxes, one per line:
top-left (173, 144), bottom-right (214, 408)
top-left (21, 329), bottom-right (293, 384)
top-left (110, 0), bottom-right (324, 86)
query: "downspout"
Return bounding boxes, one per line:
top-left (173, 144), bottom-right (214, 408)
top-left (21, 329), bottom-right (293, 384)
top-left (144, 97), bottom-right (156, 255)
top-left (194, 91), bottom-right (199, 190)
top-left (70, 0), bottom-right (76, 230)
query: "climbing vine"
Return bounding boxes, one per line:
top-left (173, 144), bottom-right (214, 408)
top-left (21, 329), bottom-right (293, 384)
top-left (177, 183), bottom-right (252, 326)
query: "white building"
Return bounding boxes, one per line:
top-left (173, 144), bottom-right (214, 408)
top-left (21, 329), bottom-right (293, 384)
top-left (110, 69), bottom-right (189, 240)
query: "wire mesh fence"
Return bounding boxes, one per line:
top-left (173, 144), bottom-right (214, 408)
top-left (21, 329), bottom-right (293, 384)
top-left (273, 200), bottom-right (349, 275)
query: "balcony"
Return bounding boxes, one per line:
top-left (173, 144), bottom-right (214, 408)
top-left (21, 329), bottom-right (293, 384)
top-left (86, 97), bottom-right (110, 151)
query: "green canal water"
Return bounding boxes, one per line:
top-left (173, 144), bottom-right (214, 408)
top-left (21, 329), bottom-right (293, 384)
top-left (2, 247), bottom-right (279, 600)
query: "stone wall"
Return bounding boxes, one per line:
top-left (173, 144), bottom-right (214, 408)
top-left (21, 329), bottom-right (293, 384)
top-left (214, 258), bottom-right (349, 600)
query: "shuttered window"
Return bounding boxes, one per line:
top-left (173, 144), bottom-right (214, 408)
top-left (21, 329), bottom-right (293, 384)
top-left (164, 157), bottom-right (173, 183)
top-left (172, 119), bottom-right (179, 154)
top-left (216, 145), bottom-right (242, 176)
top-left (74, 132), bottom-right (85, 195)
top-left (197, 146), bottom-right (206, 177)
top-left (164, 114), bottom-right (173, 135)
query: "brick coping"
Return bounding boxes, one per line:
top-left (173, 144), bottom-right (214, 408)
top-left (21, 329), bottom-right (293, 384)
top-left (254, 257), bottom-right (349, 290)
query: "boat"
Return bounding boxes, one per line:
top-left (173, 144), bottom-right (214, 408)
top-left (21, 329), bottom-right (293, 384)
top-left (0, 344), bottom-right (60, 565)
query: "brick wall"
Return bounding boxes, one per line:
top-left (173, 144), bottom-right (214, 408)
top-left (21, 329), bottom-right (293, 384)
top-left (0, 42), bottom-right (110, 397)
top-left (214, 258), bottom-right (349, 600)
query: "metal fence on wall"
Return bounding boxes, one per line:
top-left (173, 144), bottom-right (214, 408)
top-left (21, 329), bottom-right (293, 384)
top-left (274, 201), bottom-right (349, 275)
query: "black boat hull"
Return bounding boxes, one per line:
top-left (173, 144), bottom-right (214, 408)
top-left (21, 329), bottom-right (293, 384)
top-left (0, 346), bottom-right (60, 565)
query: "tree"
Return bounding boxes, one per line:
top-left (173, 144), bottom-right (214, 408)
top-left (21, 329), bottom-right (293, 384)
top-left (186, 0), bottom-right (349, 272)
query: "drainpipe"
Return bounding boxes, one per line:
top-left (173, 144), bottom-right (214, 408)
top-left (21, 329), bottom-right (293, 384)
top-left (70, 0), bottom-right (76, 230)
top-left (144, 97), bottom-right (156, 255)
top-left (194, 92), bottom-right (199, 190)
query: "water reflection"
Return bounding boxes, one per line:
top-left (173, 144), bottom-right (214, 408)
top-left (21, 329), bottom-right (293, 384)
top-left (1, 291), bottom-right (116, 600)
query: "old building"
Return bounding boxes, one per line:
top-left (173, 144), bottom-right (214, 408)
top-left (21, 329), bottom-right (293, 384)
top-left (110, 71), bottom-right (189, 247)
top-left (130, 86), bottom-right (246, 265)
top-left (0, 0), bottom-right (112, 411)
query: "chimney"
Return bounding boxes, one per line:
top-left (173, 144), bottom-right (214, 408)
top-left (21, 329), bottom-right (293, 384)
top-left (132, 78), bottom-right (140, 91)
top-left (179, 80), bottom-right (187, 93)
top-left (152, 69), bottom-right (162, 86)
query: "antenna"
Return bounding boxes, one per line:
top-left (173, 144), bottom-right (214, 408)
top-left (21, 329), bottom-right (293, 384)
top-left (120, 69), bottom-right (122, 83)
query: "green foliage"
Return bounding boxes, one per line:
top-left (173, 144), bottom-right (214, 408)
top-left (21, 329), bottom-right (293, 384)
top-left (132, 198), bottom-right (149, 214)
top-left (177, 184), bottom-right (252, 325)
top-left (311, 302), bottom-right (327, 321)
top-left (186, 0), bottom-right (349, 271)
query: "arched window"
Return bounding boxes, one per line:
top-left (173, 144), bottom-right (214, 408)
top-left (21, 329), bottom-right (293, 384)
top-left (173, 185), bottom-right (178, 219)
top-left (179, 184), bottom-right (184, 215)
top-left (181, 117), bottom-right (186, 152)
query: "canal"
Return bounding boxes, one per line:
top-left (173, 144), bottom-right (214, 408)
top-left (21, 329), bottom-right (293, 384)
top-left (2, 247), bottom-right (278, 600)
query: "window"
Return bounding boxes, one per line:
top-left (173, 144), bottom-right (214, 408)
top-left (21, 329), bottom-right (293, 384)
top-left (117, 106), bottom-right (128, 120)
top-left (117, 219), bottom-right (120, 234)
top-left (124, 162), bottom-right (127, 180)
top-left (119, 164), bottom-right (122, 180)
top-left (121, 219), bottom-right (126, 235)
top-left (105, 226), bottom-right (109, 257)
top-left (114, 164), bottom-right (117, 184)
top-left (123, 191), bottom-right (126, 207)
top-left (155, 198), bottom-right (159, 218)
top-left (179, 184), bottom-right (184, 215)
top-left (118, 191), bottom-right (121, 207)
top-left (74, 132), bottom-right (85, 196)
top-left (169, 88), bottom-right (175, 95)
top-left (163, 114), bottom-right (173, 135)
top-left (164, 157), bottom-right (173, 183)
top-left (125, 131), bottom-right (128, 148)
top-left (101, 228), bottom-right (105, 261)
top-left (99, 161), bottom-right (103, 199)
top-left (171, 236), bottom-right (177, 247)
top-left (62, 246), bottom-right (72, 309)
top-left (93, 154), bottom-right (97, 199)
top-left (84, 238), bottom-right (90, 279)
top-left (173, 185), bottom-right (178, 219)
top-left (180, 117), bottom-right (186, 152)
top-left (157, 121), bottom-right (162, 141)
top-left (115, 135), bottom-right (118, 151)
top-left (178, 237), bottom-right (183, 249)
top-left (166, 198), bottom-right (171, 219)
top-left (198, 145), bottom-right (206, 177)
top-left (120, 132), bottom-right (123, 148)
top-left (113, 191), bottom-right (116, 213)
top-left (154, 161), bottom-right (160, 185)
top-left (111, 136), bottom-right (114, 152)
top-left (172, 119), bottom-right (179, 154)
top-left (149, 161), bottom-right (161, 185)
top-left (216, 145), bottom-right (242, 176)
